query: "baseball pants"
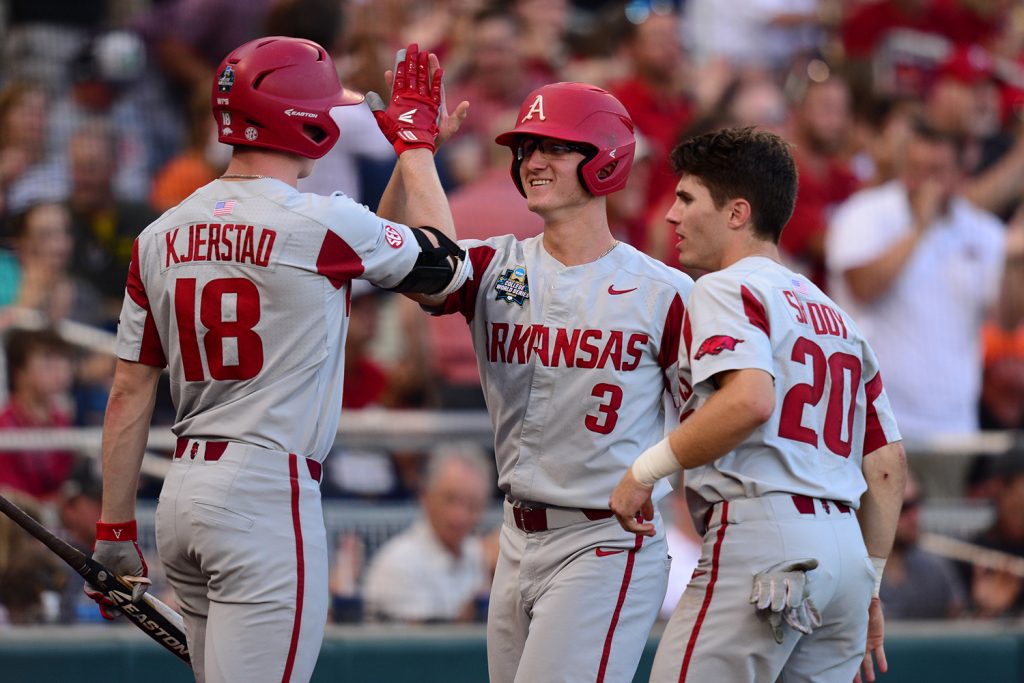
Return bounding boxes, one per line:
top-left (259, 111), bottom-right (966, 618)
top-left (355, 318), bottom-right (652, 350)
top-left (488, 500), bottom-right (670, 683)
top-left (651, 494), bottom-right (874, 683)
top-left (156, 439), bottom-right (328, 683)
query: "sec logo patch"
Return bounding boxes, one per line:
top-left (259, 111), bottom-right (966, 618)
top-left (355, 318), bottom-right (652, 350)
top-left (384, 225), bottom-right (404, 248)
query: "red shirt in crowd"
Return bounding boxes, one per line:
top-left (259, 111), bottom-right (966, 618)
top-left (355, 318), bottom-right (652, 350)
top-left (0, 402), bottom-right (76, 499)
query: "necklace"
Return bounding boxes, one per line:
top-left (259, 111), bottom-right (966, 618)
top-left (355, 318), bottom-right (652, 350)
top-left (220, 174), bottom-right (266, 180)
top-left (599, 240), bottom-right (619, 260)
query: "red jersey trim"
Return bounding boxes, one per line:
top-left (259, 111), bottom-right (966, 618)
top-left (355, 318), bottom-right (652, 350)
top-left (740, 285), bottom-right (770, 338)
top-left (316, 230), bottom-right (365, 289)
top-left (442, 245), bottom-right (497, 323)
top-left (659, 293), bottom-right (685, 369)
top-left (128, 240), bottom-right (168, 367)
top-left (679, 501), bottom-right (728, 681)
top-left (863, 372), bottom-right (887, 454)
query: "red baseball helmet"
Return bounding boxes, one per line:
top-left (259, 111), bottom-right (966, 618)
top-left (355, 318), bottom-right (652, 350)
top-left (495, 82), bottom-right (636, 197)
top-left (211, 36), bottom-right (364, 159)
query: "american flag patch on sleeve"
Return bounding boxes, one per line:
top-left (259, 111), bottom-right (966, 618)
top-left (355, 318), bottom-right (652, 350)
top-left (213, 200), bottom-right (236, 216)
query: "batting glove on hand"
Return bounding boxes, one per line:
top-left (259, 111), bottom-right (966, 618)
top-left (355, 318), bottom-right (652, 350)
top-left (365, 43), bottom-right (443, 155)
top-left (750, 558), bottom-right (822, 643)
top-left (85, 519), bottom-right (151, 620)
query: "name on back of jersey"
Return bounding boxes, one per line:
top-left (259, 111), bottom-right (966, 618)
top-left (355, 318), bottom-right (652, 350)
top-left (160, 223), bottom-right (279, 271)
top-left (779, 287), bottom-right (848, 340)
top-left (489, 322), bottom-right (648, 370)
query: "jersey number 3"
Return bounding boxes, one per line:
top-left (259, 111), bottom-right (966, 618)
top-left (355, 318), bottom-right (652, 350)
top-left (175, 277), bottom-right (264, 381)
top-left (778, 336), bottom-right (861, 457)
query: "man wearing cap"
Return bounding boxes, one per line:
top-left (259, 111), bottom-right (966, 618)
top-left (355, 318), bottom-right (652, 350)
top-left (392, 81), bottom-right (695, 682)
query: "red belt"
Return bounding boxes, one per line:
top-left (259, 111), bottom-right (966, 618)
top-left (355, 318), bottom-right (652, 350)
top-left (173, 438), bottom-right (322, 483)
top-left (791, 495), bottom-right (850, 515)
top-left (510, 503), bottom-right (614, 533)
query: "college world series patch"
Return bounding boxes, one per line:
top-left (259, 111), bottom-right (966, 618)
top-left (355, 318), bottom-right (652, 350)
top-left (495, 266), bottom-right (530, 306)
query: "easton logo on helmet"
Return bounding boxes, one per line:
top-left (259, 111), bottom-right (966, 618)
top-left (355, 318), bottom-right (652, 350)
top-left (694, 335), bottom-right (744, 360)
top-left (521, 95), bottom-right (546, 122)
top-left (217, 65), bottom-right (235, 93)
top-left (284, 108), bottom-right (318, 118)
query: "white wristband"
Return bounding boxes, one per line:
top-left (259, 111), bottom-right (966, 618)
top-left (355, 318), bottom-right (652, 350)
top-left (631, 437), bottom-right (681, 487)
top-left (870, 556), bottom-right (886, 598)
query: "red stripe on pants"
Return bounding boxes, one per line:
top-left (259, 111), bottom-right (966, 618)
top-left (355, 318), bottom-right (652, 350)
top-left (281, 454), bottom-right (305, 682)
top-left (679, 501), bottom-right (729, 682)
top-left (596, 533), bottom-right (645, 682)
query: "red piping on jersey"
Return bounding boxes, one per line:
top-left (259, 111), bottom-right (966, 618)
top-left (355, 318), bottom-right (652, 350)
top-left (681, 312), bottom-right (693, 361)
top-left (740, 285), bottom-right (770, 338)
top-left (443, 245), bottom-right (497, 323)
top-left (281, 454), bottom-right (305, 683)
top-left (316, 230), bottom-right (365, 289)
top-left (863, 372), bottom-right (887, 454)
top-left (679, 501), bottom-right (728, 682)
top-left (659, 293), bottom-right (685, 400)
top-left (127, 240), bottom-right (168, 367)
top-left (596, 532), bottom-right (645, 682)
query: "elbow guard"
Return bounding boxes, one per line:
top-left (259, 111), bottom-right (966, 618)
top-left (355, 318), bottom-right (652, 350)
top-left (388, 226), bottom-right (473, 296)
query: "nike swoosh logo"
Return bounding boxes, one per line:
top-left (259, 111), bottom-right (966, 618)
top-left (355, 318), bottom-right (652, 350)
top-left (608, 285), bottom-right (637, 295)
top-left (691, 570), bottom-right (707, 579)
top-left (595, 547), bottom-right (626, 557)
top-left (398, 108), bottom-right (417, 124)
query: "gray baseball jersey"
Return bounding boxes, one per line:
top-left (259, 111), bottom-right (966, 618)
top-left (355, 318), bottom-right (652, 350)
top-left (433, 234), bottom-right (693, 682)
top-left (435, 234), bottom-right (693, 509)
top-left (116, 177), bottom-right (424, 683)
top-left (682, 256), bottom-right (901, 511)
top-left (118, 177), bottom-right (422, 461)
top-left (653, 256), bottom-right (902, 683)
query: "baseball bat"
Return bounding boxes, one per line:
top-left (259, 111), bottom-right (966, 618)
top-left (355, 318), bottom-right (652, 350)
top-left (0, 493), bottom-right (191, 665)
top-left (919, 532), bottom-right (1024, 578)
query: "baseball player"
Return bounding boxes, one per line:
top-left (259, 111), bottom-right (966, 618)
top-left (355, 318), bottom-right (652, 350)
top-left (85, 37), bottom-right (470, 683)
top-left (610, 127), bottom-right (907, 683)
top-left (399, 82), bottom-right (694, 682)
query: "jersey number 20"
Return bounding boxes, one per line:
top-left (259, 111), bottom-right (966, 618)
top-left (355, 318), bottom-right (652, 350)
top-left (778, 336), bottom-right (861, 457)
top-left (175, 277), bottom-right (264, 381)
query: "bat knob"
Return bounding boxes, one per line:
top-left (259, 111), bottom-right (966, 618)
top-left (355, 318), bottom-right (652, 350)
top-left (97, 570), bottom-right (107, 581)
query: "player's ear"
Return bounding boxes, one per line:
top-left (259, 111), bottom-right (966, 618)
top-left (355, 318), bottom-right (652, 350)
top-left (727, 198), bottom-right (752, 231)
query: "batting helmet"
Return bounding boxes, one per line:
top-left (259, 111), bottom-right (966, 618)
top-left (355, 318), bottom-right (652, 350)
top-left (495, 82), bottom-right (635, 197)
top-left (211, 36), bottom-right (364, 159)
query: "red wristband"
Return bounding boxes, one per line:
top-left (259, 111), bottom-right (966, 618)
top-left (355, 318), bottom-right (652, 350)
top-left (96, 519), bottom-right (138, 542)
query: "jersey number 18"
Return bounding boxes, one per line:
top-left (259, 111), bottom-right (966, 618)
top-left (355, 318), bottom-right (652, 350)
top-left (174, 277), bottom-right (265, 381)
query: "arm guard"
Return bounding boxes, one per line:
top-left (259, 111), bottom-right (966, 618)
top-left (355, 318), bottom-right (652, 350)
top-left (388, 226), bottom-right (472, 296)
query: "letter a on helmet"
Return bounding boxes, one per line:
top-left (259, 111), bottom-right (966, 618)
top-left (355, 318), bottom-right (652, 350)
top-left (495, 82), bottom-right (635, 197)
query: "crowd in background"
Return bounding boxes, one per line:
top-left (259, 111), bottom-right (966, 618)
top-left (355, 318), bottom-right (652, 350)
top-left (2, 0), bottom-right (1024, 627)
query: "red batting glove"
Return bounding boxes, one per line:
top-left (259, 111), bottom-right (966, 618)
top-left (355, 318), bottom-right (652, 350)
top-left (365, 43), bottom-right (443, 155)
top-left (85, 519), bottom-right (151, 620)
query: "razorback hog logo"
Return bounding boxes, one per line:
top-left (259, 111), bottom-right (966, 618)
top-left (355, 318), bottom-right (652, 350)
top-left (694, 335), bottom-right (744, 360)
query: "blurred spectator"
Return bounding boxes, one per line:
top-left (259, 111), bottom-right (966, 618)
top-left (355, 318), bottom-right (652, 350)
top-left (659, 474), bottom-right (702, 621)
top-left (0, 83), bottom-right (54, 221)
top-left (780, 71), bottom-right (859, 287)
top-left (849, 95), bottom-right (921, 186)
top-left (512, 0), bottom-right (570, 84)
top-left (0, 489), bottom-right (65, 625)
top-left (65, 121), bottom-right (158, 311)
top-left (54, 460), bottom-right (104, 623)
top-left (826, 120), bottom-right (1024, 442)
top-left (0, 1), bottom-right (103, 91)
top-left (362, 445), bottom-right (493, 622)
top-left (685, 0), bottom-right (826, 70)
top-left (608, 11), bottom-right (693, 208)
top-left (879, 472), bottom-right (965, 619)
top-left (0, 329), bottom-right (76, 501)
top-left (134, 0), bottom-right (275, 98)
top-left (841, 0), bottom-right (945, 60)
top-left (444, 7), bottom-right (538, 187)
top-left (0, 201), bottom-right (105, 325)
top-left (49, 31), bottom-right (159, 202)
top-left (980, 322), bottom-right (1024, 430)
top-left (968, 446), bottom-right (1024, 617)
top-left (150, 87), bottom-right (222, 211)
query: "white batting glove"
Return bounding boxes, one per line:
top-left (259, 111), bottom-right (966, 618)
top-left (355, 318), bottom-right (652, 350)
top-left (750, 558), bottom-right (822, 643)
